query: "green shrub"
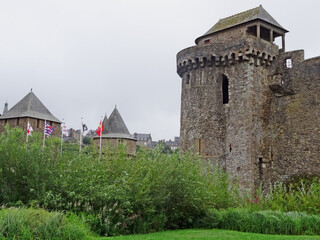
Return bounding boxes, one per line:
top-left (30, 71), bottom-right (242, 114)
top-left (0, 208), bottom-right (91, 240)
top-left (0, 126), bottom-right (239, 236)
top-left (197, 208), bottom-right (320, 235)
top-left (255, 179), bottom-right (320, 214)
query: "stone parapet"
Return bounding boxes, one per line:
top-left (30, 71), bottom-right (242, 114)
top-left (177, 38), bottom-right (279, 77)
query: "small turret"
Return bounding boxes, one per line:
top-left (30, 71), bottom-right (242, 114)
top-left (2, 102), bottom-right (8, 115)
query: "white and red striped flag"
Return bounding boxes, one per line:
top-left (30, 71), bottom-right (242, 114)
top-left (62, 121), bottom-right (69, 136)
top-left (27, 122), bottom-right (33, 136)
top-left (26, 122), bottom-right (33, 142)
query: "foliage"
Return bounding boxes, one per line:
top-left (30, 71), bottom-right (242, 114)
top-left (83, 136), bottom-right (93, 145)
top-left (161, 145), bottom-right (173, 154)
top-left (195, 208), bottom-right (320, 236)
top-left (0, 126), bottom-right (239, 236)
top-left (243, 179), bottom-right (320, 215)
top-left (0, 208), bottom-right (92, 240)
top-left (3, 126), bottom-right (320, 237)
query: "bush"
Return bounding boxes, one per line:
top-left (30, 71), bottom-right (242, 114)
top-left (0, 208), bottom-right (92, 240)
top-left (0, 126), bottom-right (239, 236)
top-left (245, 179), bottom-right (320, 214)
top-left (197, 208), bottom-right (320, 235)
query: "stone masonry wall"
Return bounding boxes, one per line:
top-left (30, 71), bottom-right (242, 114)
top-left (93, 137), bottom-right (136, 156)
top-left (0, 117), bottom-right (61, 138)
top-left (268, 54), bottom-right (320, 184)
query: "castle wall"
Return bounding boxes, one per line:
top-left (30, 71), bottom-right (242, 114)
top-left (93, 137), bottom-right (136, 156)
top-left (0, 117), bottom-right (61, 138)
top-left (268, 54), bottom-right (320, 184)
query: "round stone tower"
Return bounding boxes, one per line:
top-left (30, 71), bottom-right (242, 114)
top-left (176, 5), bottom-right (288, 190)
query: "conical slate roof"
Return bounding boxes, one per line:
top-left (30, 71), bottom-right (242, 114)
top-left (196, 5), bottom-right (288, 43)
top-left (0, 91), bottom-right (61, 123)
top-left (101, 107), bottom-right (134, 139)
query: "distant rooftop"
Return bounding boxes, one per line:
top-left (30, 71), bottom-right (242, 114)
top-left (0, 90), bottom-right (61, 123)
top-left (95, 106), bottom-right (135, 140)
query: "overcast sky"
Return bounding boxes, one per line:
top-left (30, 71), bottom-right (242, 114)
top-left (0, 0), bottom-right (319, 141)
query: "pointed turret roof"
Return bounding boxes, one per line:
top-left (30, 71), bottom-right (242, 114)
top-left (105, 106), bottom-right (131, 136)
top-left (102, 114), bottom-right (108, 134)
top-left (196, 5), bottom-right (288, 44)
top-left (96, 106), bottom-right (134, 140)
top-left (2, 102), bottom-right (8, 115)
top-left (0, 90), bottom-right (61, 123)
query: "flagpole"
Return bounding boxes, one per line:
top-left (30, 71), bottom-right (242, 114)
top-left (99, 116), bottom-right (102, 159)
top-left (61, 119), bottom-right (64, 156)
top-left (42, 120), bottom-right (46, 149)
top-left (26, 123), bottom-right (29, 143)
top-left (80, 117), bottom-right (83, 154)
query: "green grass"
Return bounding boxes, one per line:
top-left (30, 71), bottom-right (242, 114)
top-left (103, 229), bottom-right (320, 240)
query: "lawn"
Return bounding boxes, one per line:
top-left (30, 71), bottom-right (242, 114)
top-left (103, 229), bottom-right (320, 240)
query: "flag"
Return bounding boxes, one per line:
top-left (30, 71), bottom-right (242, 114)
top-left (45, 121), bottom-right (53, 136)
top-left (82, 123), bottom-right (88, 132)
top-left (62, 121), bottom-right (69, 136)
top-left (27, 122), bottom-right (33, 136)
top-left (96, 120), bottom-right (103, 136)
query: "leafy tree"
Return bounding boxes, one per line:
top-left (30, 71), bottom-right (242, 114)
top-left (82, 136), bottom-right (92, 145)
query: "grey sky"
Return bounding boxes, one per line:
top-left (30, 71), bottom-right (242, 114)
top-left (1, 0), bottom-right (319, 140)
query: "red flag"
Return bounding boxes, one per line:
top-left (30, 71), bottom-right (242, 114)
top-left (96, 120), bottom-right (103, 136)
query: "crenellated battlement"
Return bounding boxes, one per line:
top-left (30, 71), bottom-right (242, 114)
top-left (177, 47), bottom-right (277, 77)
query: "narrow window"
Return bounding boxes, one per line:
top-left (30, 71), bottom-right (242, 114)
top-left (222, 74), bottom-right (229, 104)
top-left (258, 158), bottom-right (263, 181)
top-left (204, 39), bottom-right (210, 44)
top-left (37, 119), bottom-right (40, 128)
top-left (285, 58), bottom-right (292, 68)
top-left (16, 118), bottom-right (19, 125)
top-left (186, 74), bottom-right (190, 85)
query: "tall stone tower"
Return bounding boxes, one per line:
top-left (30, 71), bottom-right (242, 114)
top-left (177, 6), bottom-right (320, 191)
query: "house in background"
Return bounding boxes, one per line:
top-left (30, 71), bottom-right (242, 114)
top-left (133, 133), bottom-right (152, 148)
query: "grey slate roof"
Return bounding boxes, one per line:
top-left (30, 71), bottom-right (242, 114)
top-left (0, 91), bottom-right (61, 123)
top-left (102, 114), bottom-right (108, 134)
top-left (94, 107), bottom-right (135, 140)
top-left (197, 5), bottom-right (288, 43)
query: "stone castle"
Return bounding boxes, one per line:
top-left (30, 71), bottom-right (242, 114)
top-left (177, 5), bottom-right (320, 191)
